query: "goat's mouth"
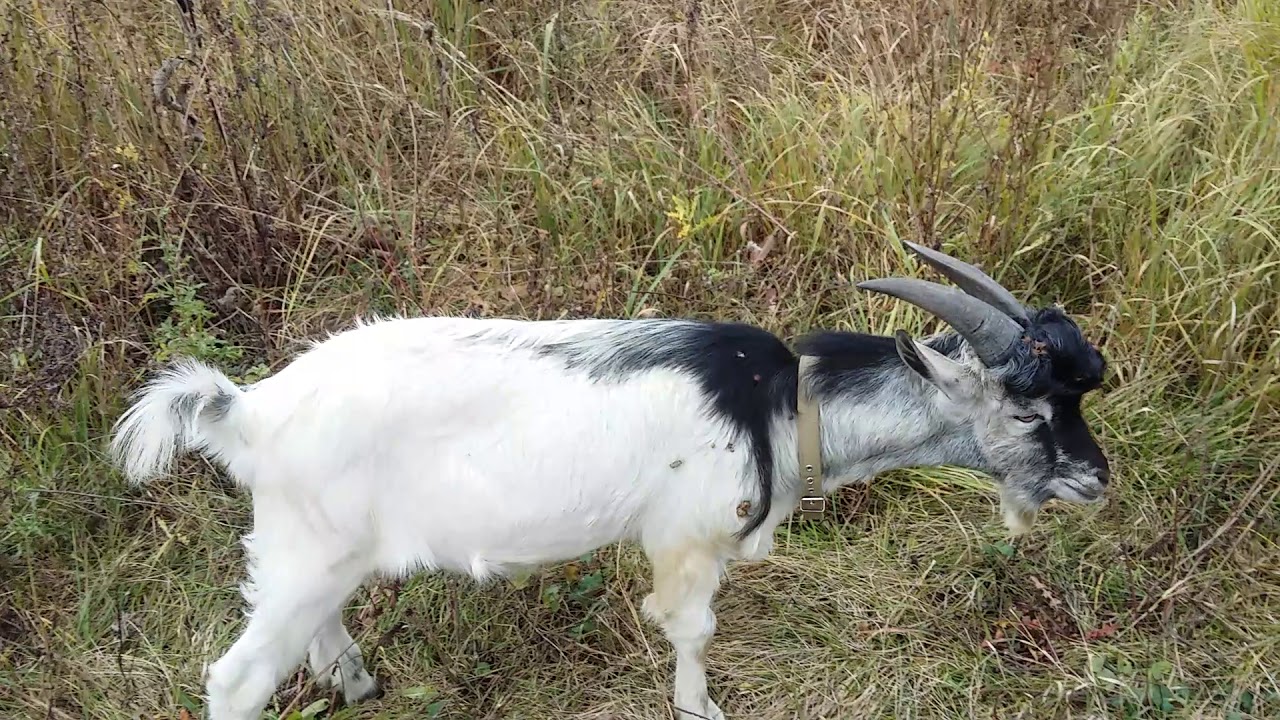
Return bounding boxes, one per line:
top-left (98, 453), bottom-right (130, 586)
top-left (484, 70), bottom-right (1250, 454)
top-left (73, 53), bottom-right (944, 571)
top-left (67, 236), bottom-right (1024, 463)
top-left (1053, 478), bottom-right (1105, 504)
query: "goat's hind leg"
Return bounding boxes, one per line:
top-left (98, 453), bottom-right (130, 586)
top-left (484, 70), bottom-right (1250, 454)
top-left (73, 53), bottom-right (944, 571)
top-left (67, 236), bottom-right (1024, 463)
top-left (308, 610), bottom-right (379, 703)
top-left (204, 531), bottom-right (369, 720)
top-left (643, 541), bottom-right (728, 720)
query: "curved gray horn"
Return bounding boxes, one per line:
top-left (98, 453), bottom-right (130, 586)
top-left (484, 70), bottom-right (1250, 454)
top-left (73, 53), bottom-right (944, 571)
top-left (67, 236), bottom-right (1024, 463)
top-left (901, 240), bottom-right (1030, 324)
top-left (857, 277), bottom-right (1024, 366)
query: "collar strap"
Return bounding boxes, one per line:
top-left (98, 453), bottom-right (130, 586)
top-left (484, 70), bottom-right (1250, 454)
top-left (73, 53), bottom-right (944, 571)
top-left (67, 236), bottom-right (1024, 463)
top-left (796, 354), bottom-right (825, 519)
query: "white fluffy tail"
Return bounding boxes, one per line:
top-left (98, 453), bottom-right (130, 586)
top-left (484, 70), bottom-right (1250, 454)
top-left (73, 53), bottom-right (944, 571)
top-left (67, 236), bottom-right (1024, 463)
top-left (109, 358), bottom-right (244, 484)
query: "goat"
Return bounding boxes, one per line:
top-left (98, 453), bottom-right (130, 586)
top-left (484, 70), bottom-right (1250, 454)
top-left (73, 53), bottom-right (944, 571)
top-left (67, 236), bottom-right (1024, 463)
top-left (110, 241), bottom-right (1110, 720)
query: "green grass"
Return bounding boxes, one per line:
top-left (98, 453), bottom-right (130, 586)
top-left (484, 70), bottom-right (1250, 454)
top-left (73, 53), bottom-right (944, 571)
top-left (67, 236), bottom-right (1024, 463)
top-left (2, 0), bottom-right (1278, 718)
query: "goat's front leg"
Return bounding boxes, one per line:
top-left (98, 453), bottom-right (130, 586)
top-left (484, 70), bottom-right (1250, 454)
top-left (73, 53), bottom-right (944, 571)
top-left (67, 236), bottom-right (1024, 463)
top-left (643, 542), bottom-right (727, 720)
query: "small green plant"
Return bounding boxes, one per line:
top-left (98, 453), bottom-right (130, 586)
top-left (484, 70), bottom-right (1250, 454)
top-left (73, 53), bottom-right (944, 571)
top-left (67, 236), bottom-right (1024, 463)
top-left (538, 553), bottom-right (609, 638)
top-left (665, 192), bottom-right (728, 242)
top-left (1089, 653), bottom-right (1192, 717)
top-left (140, 239), bottom-right (242, 367)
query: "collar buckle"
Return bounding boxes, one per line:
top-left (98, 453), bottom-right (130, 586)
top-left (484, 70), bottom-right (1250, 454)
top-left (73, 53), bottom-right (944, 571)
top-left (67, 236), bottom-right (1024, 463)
top-left (799, 496), bottom-right (826, 516)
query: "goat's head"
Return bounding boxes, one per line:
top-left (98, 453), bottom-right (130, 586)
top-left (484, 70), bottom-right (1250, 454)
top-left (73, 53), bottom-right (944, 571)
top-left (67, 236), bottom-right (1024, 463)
top-left (859, 241), bottom-right (1110, 534)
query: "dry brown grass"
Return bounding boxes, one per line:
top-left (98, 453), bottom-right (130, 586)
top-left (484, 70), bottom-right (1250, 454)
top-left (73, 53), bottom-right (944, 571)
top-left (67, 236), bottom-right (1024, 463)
top-left (2, 0), bottom-right (1278, 718)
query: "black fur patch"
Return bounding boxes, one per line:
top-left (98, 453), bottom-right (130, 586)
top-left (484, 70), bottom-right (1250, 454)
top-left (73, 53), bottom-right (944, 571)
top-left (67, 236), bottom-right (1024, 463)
top-left (541, 321), bottom-right (798, 539)
top-left (792, 331), bottom-right (900, 396)
top-left (207, 391), bottom-right (236, 421)
top-left (1050, 393), bottom-right (1110, 480)
top-left (794, 329), bottom-right (965, 393)
top-left (999, 306), bottom-right (1106, 398)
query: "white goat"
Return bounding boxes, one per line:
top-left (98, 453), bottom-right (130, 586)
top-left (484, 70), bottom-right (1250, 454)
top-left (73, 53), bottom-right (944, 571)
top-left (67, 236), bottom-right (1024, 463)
top-left (110, 242), bottom-right (1110, 720)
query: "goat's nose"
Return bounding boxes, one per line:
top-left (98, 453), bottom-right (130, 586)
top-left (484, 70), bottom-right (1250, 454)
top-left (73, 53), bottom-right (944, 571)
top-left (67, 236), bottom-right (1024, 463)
top-left (1096, 465), bottom-right (1111, 486)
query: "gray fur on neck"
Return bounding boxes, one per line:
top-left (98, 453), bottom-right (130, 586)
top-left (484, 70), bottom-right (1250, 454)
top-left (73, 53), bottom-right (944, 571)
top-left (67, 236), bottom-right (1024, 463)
top-left (772, 334), bottom-right (985, 499)
top-left (822, 357), bottom-right (984, 483)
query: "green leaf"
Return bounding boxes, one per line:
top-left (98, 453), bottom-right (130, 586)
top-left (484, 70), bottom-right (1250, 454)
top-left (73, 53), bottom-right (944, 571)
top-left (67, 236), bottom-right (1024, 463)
top-left (1089, 653), bottom-right (1118, 681)
top-left (1089, 653), bottom-right (1107, 674)
top-left (541, 584), bottom-right (562, 612)
top-left (403, 685), bottom-right (439, 700)
top-left (984, 540), bottom-right (1016, 558)
top-left (1147, 683), bottom-right (1174, 712)
top-left (174, 688), bottom-right (202, 713)
top-left (298, 698), bottom-right (330, 718)
top-left (576, 571), bottom-right (603, 594)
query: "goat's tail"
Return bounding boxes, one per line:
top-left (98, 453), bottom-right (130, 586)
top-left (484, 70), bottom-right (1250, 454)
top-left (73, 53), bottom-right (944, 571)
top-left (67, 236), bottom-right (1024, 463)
top-left (109, 358), bottom-right (246, 485)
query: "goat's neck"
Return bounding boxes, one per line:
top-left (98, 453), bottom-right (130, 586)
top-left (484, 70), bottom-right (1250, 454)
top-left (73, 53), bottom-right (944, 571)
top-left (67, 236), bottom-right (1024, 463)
top-left (798, 338), bottom-right (985, 491)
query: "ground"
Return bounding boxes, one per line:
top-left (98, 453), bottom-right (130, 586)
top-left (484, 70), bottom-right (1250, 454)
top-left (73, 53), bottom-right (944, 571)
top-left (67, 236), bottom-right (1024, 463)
top-left (1, 0), bottom-right (1278, 718)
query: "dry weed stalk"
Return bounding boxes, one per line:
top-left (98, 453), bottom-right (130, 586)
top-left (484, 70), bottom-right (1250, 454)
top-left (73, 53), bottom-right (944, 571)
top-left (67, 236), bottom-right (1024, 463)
top-left (151, 0), bottom-right (205, 142)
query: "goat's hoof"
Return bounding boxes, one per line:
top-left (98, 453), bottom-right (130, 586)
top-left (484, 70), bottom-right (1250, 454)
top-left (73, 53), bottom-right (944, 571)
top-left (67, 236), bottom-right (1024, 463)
top-left (676, 697), bottom-right (725, 720)
top-left (340, 670), bottom-right (381, 705)
top-left (314, 665), bottom-right (380, 705)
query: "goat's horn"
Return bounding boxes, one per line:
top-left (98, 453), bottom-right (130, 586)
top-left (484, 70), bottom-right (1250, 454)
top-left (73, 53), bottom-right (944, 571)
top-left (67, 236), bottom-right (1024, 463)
top-left (857, 277), bottom-right (1024, 366)
top-left (900, 240), bottom-right (1030, 324)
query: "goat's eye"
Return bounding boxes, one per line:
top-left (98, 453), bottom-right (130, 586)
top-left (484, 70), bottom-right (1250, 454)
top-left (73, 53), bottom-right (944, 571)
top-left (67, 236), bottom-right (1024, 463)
top-left (1014, 414), bottom-right (1040, 424)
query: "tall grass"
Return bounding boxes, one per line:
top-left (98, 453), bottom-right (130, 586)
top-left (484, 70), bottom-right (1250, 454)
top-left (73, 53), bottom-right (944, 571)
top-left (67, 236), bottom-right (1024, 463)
top-left (2, 0), bottom-right (1277, 718)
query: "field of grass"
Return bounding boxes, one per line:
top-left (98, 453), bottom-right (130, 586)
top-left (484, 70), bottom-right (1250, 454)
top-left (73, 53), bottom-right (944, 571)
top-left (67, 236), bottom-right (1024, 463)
top-left (2, 0), bottom-right (1279, 718)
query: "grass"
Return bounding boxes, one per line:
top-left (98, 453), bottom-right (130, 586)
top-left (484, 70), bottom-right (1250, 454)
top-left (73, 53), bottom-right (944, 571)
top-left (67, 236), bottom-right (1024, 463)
top-left (2, 0), bottom-right (1278, 717)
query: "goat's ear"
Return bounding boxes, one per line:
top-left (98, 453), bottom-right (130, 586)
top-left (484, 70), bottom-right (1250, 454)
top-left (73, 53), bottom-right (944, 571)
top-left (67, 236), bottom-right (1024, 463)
top-left (894, 330), bottom-right (976, 400)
